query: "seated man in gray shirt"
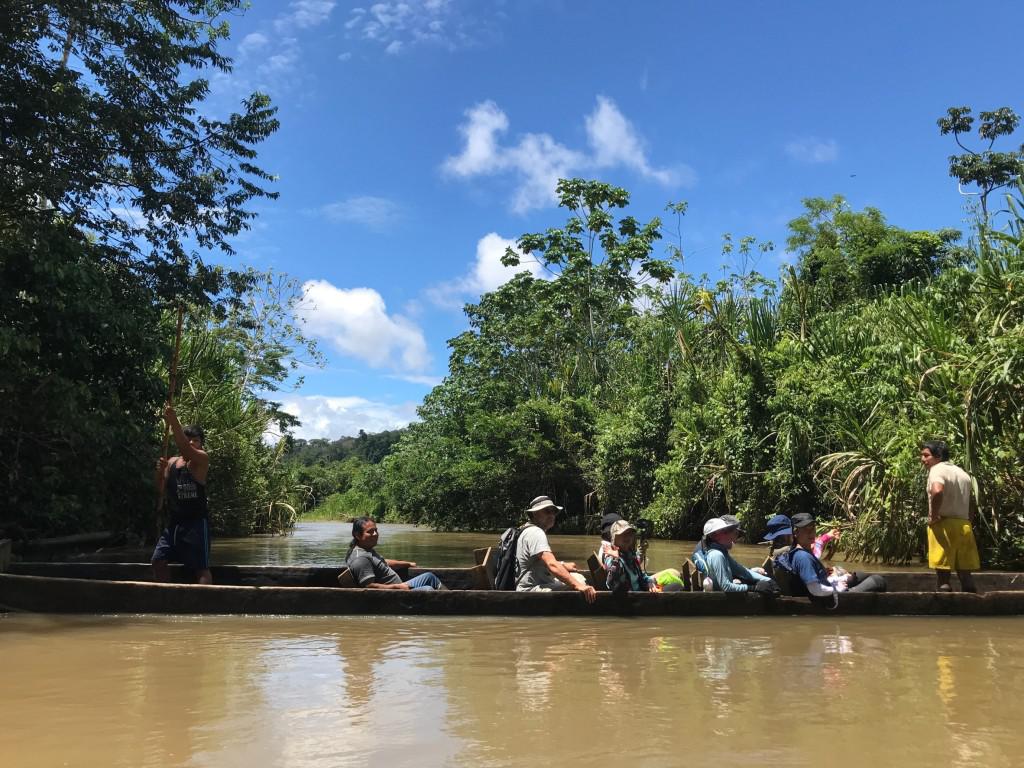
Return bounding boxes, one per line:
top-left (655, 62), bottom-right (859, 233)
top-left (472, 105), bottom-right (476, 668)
top-left (344, 517), bottom-right (443, 590)
top-left (514, 496), bottom-right (597, 603)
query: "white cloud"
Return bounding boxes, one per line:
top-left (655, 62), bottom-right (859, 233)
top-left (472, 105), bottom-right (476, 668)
top-left (785, 137), bottom-right (839, 164)
top-left (442, 101), bottom-right (510, 177)
top-left (279, 394), bottom-right (418, 440)
top-left (586, 95), bottom-right (681, 185)
top-left (426, 232), bottom-right (546, 308)
top-left (301, 280), bottom-right (430, 372)
top-left (218, 3), bottom-right (334, 98)
top-left (504, 133), bottom-right (584, 212)
top-left (238, 32), bottom-right (269, 57)
top-left (262, 38), bottom-right (299, 74)
top-left (443, 97), bottom-right (689, 212)
top-left (338, 51), bottom-right (353, 61)
top-left (275, 0), bottom-right (337, 32)
top-left (390, 374), bottom-right (443, 387)
top-left (470, 233), bottom-right (543, 292)
top-left (318, 196), bottom-right (401, 230)
top-left (344, 0), bottom-right (485, 54)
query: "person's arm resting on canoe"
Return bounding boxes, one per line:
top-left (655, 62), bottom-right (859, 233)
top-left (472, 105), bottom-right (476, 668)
top-left (539, 551), bottom-right (597, 603)
top-left (792, 550), bottom-right (836, 597)
top-left (729, 555), bottom-right (771, 585)
top-left (349, 556), bottom-right (408, 590)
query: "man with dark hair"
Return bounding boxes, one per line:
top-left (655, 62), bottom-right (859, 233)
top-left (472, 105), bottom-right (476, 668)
top-left (920, 441), bottom-right (980, 592)
top-left (152, 405), bottom-right (212, 584)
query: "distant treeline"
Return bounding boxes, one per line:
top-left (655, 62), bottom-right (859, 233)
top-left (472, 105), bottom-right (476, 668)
top-left (287, 430), bottom-right (406, 466)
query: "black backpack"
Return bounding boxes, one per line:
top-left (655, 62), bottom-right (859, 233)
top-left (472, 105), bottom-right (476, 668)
top-left (493, 524), bottom-right (533, 590)
top-left (773, 549), bottom-right (809, 597)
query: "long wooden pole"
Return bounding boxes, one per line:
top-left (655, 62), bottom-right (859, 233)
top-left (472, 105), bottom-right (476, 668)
top-left (155, 305), bottom-right (185, 529)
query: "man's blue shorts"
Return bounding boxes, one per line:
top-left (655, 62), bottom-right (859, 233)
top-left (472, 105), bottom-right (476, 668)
top-left (151, 518), bottom-right (211, 571)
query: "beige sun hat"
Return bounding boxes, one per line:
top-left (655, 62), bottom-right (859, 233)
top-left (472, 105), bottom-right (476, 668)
top-left (526, 495), bottom-right (563, 515)
top-left (609, 519), bottom-right (637, 540)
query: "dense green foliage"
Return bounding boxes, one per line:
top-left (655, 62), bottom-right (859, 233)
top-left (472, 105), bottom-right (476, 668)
top-left (0, 2), bottom-right (307, 540)
top-left (3, 9), bottom-right (1020, 575)
top-left (285, 430), bottom-right (405, 521)
top-left (288, 429), bottom-right (406, 466)
top-left (375, 166), bottom-right (1024, 565)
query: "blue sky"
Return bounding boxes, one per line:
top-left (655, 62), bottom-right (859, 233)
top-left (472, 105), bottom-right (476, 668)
top-left (209, 0), bottom-right (1023, 440)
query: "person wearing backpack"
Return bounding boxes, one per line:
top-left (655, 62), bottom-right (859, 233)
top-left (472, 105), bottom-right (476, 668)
top-left (774, 513), bottom-right (886, 598)
top-left (763, 514), bottom-right (794, 558)
top-left (514, 495), bottom-right (597, 603)
top-left (702, 517), bottom-right (781, 594)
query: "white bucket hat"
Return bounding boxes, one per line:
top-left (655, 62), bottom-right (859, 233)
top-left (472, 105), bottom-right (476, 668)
top-left (702, 517), bottom-right (739, 538)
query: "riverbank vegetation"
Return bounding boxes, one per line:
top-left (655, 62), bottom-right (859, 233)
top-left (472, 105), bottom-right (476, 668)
top-left (2, 5), bottom-right (1020, 565)
top-left (371, 163), bottom-right (1024, 566)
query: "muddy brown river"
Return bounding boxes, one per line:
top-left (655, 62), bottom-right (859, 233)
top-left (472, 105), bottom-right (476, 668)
top-left (2, 523), bottom-right (1022, 766)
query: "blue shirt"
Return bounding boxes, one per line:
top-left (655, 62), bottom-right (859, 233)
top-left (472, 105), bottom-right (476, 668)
top-left (704, 543), bottom-right (770, 593)
top-left (789, 547), bottom-right (830, 588)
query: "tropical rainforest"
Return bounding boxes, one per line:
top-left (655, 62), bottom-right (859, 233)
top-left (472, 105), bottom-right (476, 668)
top-left (2, 3), bottom-right (1021, 565)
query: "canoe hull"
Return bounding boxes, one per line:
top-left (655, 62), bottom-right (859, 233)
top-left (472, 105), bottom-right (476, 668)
top-left (4, 570), bottom-right (1024, 617)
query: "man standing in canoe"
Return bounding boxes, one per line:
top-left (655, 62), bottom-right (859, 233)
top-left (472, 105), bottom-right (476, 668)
top-left (152, 405), bottom-right (212, 584)
top-left (920, 441), bottom-right (980, 593)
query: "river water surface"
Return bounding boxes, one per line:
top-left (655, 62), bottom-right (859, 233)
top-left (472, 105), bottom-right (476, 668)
top-left (3, 522), bottom-right (1022, 767)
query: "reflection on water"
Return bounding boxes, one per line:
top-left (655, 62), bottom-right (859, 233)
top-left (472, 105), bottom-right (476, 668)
top-left (2, 614), bottom-right (1023, 768)
top-left (13, 521), bottom-right (997, 767)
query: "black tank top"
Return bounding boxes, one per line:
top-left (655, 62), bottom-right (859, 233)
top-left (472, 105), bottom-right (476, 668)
top-left (165, 462), bottom-right (208, 522)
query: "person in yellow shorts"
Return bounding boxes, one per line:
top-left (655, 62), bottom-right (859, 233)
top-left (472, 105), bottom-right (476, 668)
top-left (920, 441), bottom-right (980, 593)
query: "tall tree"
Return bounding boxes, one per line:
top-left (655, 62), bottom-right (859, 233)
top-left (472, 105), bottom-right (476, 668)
top-left (0, 2), bottom-right (279, 538)
top-left (937, 106), bottom-right (1023, 222)
top-left (1, 1), bottom-right (278, 301)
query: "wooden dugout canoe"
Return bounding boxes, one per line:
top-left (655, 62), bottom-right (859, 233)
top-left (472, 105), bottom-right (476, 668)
top-left (3, 561), bottom-right (1024, 616)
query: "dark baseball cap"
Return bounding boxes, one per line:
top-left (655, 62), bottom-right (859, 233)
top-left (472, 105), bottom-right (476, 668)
top-left (791, 512), bottom-right (816, 529)
top-left (721, 514), bottom-right (744, 532)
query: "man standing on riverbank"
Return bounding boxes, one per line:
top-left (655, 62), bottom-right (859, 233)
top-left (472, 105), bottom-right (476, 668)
top-left (920, 441), bottom-right (980, 593)
top-left (515, 496), bottom-right (597, 603)
top-left (152, 405), bottom-right (212, 584)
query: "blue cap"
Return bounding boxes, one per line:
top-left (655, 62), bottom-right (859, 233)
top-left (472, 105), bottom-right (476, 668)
top-left (762, 514), bottom-right (793, 541)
